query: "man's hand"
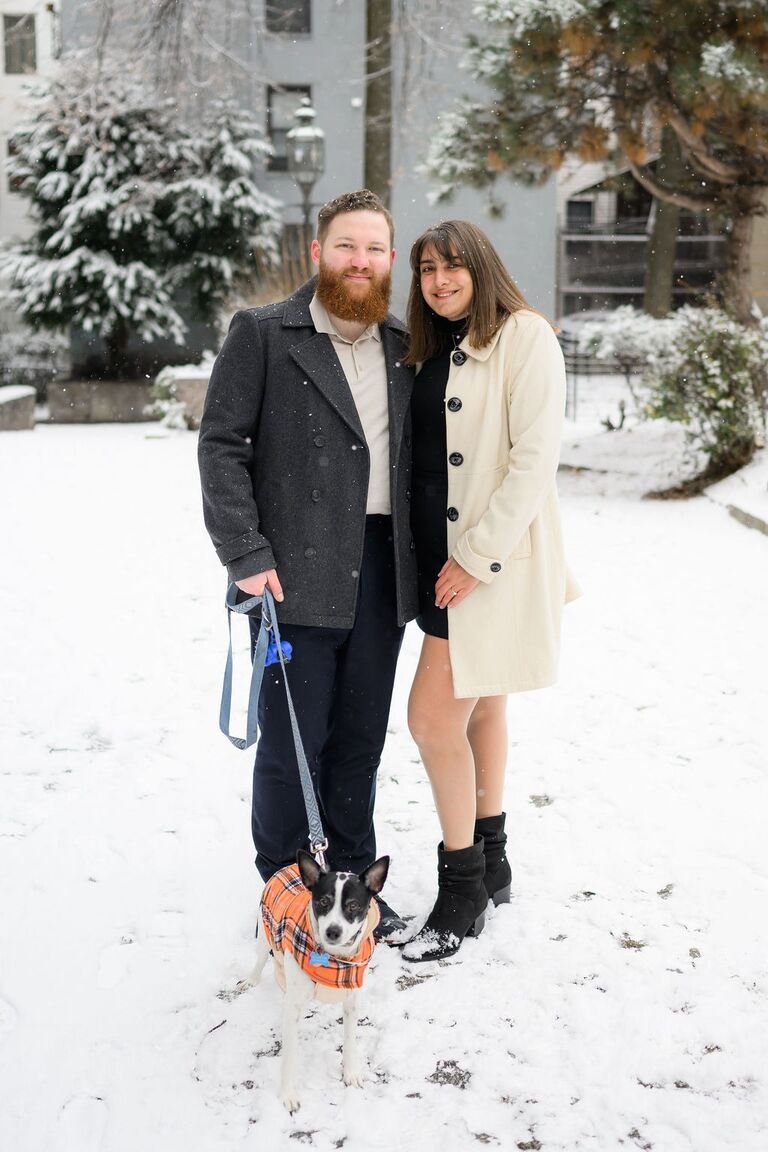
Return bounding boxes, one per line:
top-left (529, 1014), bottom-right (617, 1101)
top-left (434, 558), bottom-right (479, 610)
top-left (236, 568), bottom-right (284, 602)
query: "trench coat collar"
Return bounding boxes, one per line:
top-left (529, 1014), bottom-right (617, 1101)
top-left (458, 323), bottom-right (504, 363)
top-left (287, 278), bottom-right (411, 441)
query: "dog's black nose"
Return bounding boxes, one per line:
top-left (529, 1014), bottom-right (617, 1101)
top-left (325, 924), bottom-right (342, 943)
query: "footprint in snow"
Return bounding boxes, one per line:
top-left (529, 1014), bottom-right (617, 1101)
top-left (56, 1096), bottom-right (108, 1152)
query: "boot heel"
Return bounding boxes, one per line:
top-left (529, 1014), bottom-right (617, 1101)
top-left (491, 883), bottom-right (511, 907)
top-left (466, 909), bottom-right (486, 938)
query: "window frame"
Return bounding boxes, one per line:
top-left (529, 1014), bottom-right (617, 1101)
top-left (266, 84), bottom-right (312, 172)
top-left (3, 13), bottom-right (37, 75)
top-left (264, 0), bottom-right (311, 36)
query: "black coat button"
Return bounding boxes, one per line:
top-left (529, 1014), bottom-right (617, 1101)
top-left (490, 562), bottom-right (501, 573)
top-left (305, 547), bottom-right (316, 558)
top-left (447, 507), bottom-right (459, 522)
top-left (447, 397), bottom-right (462, 412)
top-left (313, 435), bottom-right (325, 447)
top-left (452, 350), bottom-right (467, 366)
top-left (405, 489), bottom-right (411, 501)
top-left (311, 489), bottom-right (321, 502)
top-left (410, 540), bottom-right (416, 552)
top-left (449, 452), bottom-right (464, 466)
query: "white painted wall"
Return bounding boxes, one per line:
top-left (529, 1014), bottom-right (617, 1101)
top-left (0, 1), bottom-right (59, 245)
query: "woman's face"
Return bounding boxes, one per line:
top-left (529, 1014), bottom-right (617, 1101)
top-left (418, 244), bottom-right (474, 321)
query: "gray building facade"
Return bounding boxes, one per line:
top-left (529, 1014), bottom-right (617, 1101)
top-left (243, 0), bottom-right (556, 317)
top-left (27, 1), bottom-right (557, 325)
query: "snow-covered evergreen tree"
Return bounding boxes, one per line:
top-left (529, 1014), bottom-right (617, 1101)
top-left (425, 0), bottom-right (768, 327)
top-left (166, 99), bottom-right (281, 320)
top-left (1, 62), bottom-right (280, 377)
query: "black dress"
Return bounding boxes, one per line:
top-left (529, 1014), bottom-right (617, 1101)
top-left (411, 317), bottom-right (467, 638)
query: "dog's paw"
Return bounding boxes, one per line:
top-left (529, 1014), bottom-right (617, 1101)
top-left (343, 1065), bottom-right (365, 1088)
top-left (236, 965), bottom-right (263, 992)
top-left (280, 1088), bottom-right (301, 1113)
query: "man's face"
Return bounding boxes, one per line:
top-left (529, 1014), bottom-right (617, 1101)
top-left (311, 210), bottom-right (394, 288)
top-left (311, 210), bottom-right (394, 324)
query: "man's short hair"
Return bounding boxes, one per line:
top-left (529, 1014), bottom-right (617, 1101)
top-left (316, 189), bottom-right (394, 247)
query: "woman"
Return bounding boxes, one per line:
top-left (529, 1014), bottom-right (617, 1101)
top-left (402, 220), bottom-right (578, 963)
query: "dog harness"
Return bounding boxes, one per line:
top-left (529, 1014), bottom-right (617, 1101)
top-left (261, 864), bottom-right (380, 1004)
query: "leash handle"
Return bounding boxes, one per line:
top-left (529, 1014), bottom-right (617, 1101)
top-left (219, 584), bottom-right (271, 751)
top-left (219, 584), bottom-right (327, 854)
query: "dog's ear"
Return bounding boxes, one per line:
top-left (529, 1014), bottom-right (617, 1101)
top-left (297, 849), bottom-right (323, 890)
top-left (360, 855), bottom-right (389, 895)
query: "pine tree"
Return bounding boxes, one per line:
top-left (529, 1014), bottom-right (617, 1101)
top-left (1, 64), bottom-right (280, 377)
top-left (426, 0), bottom-right (768, 326)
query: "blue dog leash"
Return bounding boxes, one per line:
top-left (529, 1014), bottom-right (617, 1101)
top-left (219, 584), bottom-right (328, 865)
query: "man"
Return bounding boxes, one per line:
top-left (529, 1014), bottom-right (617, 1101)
top-left (198, 189), bottom-right (418, 938)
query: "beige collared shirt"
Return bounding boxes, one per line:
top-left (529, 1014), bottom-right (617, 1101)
top-left (309, 294), bottom-right (391, 515)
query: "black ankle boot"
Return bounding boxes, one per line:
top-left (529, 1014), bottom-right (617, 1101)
top-left (475, 812), bottom-right (511, 906)
top-left (402, 836), bottom-right (487, 962)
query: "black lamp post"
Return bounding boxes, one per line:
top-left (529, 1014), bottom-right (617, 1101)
top-left (286, 98), bottom-right (326, 232)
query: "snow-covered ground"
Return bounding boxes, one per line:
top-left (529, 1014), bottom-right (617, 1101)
top-left (1, 396), bottom-right (767, 1152)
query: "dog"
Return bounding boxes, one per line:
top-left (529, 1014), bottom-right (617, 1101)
top-left (238, 849), bottom-right (389, 1112)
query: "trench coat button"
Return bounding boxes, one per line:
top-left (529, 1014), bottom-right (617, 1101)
top-left (305, 547), bottom-right (316, 558)
top-left (311, 489), bottom-right (321, 501)
top-left (447, 397), bottom-right (462, 412)
top-left (490, 562), bottom-right (501, 573)
top-left (451, 350), bottom-right (467, 366)
top-left (405, 489), bottom-right (411, 500)
top-left (409, 540), bottom-right (416, 552)
top-left (447, 507), bottom-right (459, 522)
top-left (448, 452), bottom-right (464, 466)
top-left (313, 435), bottom-right (326, 447)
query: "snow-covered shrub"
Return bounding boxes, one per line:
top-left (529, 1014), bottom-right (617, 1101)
top-left (0, 61), bottom-right (281, 379)
top-left (578, 307), bottom-right (676, 379)
top-left (148, 354), bottom-right (215, 430)
top-left (643, 307), bottom-right (766, 478)
top-left (579, 305), bottom-right (767, 482)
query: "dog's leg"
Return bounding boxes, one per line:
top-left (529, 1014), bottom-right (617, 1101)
top-left (280, 952), bottom-right (313, 1112)
top-left (342, 988), bottom-right (364, 1087)
top-left (237, 922), bottom-right (269, 991)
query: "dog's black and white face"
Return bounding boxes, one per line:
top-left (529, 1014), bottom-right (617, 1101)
top-left (297, 850), bottom-right (389, 956)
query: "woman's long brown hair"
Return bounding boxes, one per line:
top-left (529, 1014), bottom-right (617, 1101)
top-left (405, 220), bottom-right (537, 365)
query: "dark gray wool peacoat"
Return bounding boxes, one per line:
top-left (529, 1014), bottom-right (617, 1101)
top-left (198, 278), bottom-right (419, 629)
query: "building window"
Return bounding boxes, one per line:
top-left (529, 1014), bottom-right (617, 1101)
top-left (4, 14), bottom-right (37, 74)
top-left (267, 85), bottom-right (311, 171)
top-left (265, 1), bottom-right (311, 34)
top-left (566, 200), bottom-right (593, 233)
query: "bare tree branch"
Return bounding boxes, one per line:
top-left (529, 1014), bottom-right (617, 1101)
top-left (627, 159), bottom-right (719, 213)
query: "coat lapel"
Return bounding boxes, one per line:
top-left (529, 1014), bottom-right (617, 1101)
top-left (289, 334), bottom-right (366, 441)
top-left (286, 279), bottom-right (413, 447)
top-left (381, 323), bottom-right (413, 454)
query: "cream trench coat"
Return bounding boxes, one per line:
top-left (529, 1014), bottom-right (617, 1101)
top-left (442, 309), bottom-right (579, 698)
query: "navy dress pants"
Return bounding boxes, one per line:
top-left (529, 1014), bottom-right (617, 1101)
top-left (249, 515), bottom-right (404, 881)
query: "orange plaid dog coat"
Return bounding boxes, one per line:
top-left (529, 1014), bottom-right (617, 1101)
top-left (261, 864), bottom-right (380, 1004)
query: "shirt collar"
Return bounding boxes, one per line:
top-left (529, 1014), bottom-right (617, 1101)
top-left (309, 293), bottom-right (382, 343)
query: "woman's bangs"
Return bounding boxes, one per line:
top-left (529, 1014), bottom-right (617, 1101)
top-left (414, 227), bottom-right (462, 270)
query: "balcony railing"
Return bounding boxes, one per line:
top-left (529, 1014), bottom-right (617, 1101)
top-left (557, 229), bottom-right (726, 316)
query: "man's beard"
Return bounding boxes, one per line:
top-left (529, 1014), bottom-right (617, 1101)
top-left (316, 262), bottom-right (391, 326)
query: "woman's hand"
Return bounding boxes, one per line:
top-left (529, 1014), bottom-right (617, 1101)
top-left (434, 558), bottom-right (479, 609)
